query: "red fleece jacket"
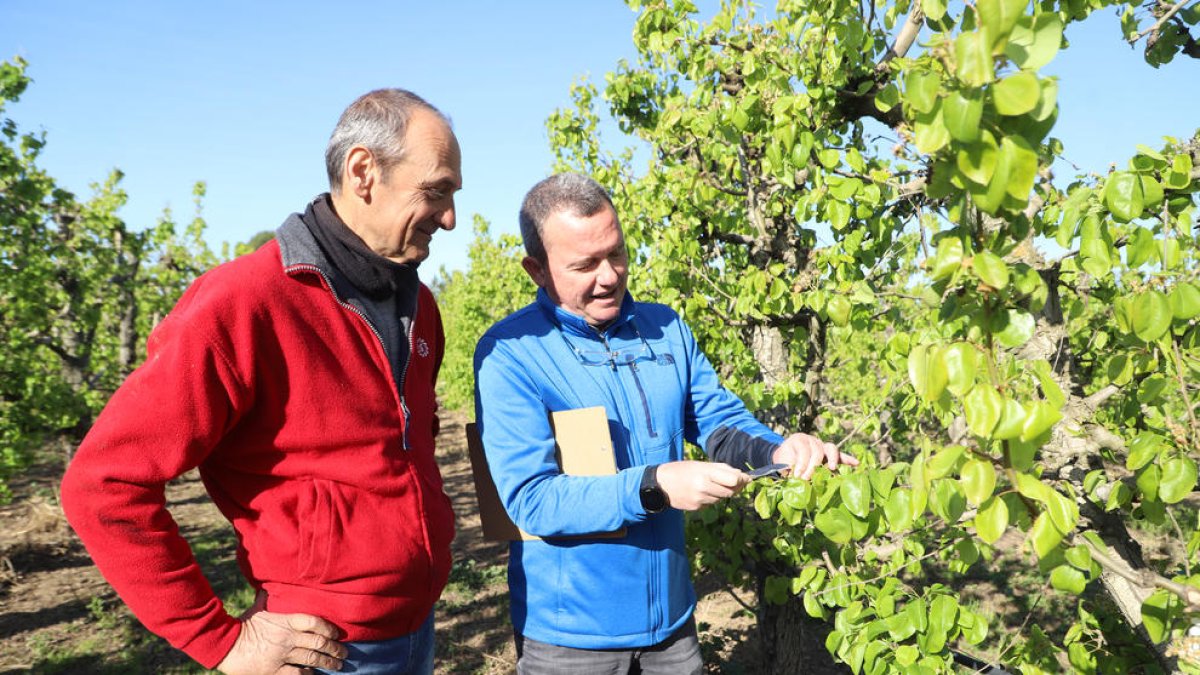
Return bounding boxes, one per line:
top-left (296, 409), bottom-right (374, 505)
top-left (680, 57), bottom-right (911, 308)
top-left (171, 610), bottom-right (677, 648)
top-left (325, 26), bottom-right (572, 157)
top-left (60, 238), bottom-right (455, 668)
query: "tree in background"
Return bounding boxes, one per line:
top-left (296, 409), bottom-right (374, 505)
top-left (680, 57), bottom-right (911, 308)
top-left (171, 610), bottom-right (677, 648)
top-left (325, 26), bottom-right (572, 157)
top-left (433, 215), bottom-right (531, 413)
top-left (0, 57), bottom-right (218, 499)
top-left (521, 0), bottom-right (1200, 672)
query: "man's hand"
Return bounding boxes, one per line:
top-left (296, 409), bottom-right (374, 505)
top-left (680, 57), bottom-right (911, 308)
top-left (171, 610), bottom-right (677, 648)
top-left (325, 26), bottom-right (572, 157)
top-left (772, 433), bottom-right (859, 480)
top-left (656, 460), bottom-right (750, 511)
top-left (217, 596), bottom-right (347, 675)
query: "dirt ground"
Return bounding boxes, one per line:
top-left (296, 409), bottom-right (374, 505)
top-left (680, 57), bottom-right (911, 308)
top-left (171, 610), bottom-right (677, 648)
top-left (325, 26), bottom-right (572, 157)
top-left (0, 411), bottom-right (758, 674)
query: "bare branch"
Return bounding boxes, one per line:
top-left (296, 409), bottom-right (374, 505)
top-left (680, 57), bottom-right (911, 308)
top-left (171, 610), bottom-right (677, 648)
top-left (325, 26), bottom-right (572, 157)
top-left (879, 3), bottom-right (926, 69)
top-left (1132, 0), bottom-right (1194, 44)
top-left (1078, 534), bottom-right (1200, 610)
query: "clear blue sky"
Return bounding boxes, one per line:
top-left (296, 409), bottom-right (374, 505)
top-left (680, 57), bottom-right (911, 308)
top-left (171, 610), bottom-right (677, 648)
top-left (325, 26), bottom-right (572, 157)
top-left (2, 1), bottom-right (1197, 277)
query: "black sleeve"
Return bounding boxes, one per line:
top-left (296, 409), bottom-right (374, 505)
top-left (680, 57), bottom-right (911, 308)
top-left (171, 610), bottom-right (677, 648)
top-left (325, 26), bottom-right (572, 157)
top-left (706, 425), bottom-right (778, 470)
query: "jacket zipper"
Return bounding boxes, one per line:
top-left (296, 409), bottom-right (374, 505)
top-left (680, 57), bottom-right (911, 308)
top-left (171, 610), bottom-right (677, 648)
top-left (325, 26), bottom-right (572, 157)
top-left (597, 331), bottom-right (658, 439)
top-left (398, 300), bottom-right (418, 450)
top-left (286, 263), bottom-right (411, 449)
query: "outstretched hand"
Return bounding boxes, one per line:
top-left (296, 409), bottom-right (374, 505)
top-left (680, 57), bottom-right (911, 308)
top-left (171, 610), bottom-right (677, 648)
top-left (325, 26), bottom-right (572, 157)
top-left (772, 433), bottom-right (859, 480)
top-left (217, 593), bottom-right (347, 675)
top-left (656, 460), bottom-right (751, 511)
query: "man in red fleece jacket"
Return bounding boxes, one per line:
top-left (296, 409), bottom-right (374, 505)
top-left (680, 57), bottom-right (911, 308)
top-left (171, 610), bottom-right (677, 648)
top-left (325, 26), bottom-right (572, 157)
top-left (61, 88), bottom-right (462, 674)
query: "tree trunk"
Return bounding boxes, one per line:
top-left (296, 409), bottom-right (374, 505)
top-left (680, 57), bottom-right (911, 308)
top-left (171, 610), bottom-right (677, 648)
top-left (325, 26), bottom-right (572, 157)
top-left (756, 573), bottom-right (849, 674)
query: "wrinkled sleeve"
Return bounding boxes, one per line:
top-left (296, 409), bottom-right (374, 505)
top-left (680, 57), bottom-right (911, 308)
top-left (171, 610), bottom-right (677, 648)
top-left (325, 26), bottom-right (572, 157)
top-left (473, 335), bottom-right (646, 537)
top-left (676, 316), bottom-right (784, 469)
top-left (60, 285), bottom-right (249, 669)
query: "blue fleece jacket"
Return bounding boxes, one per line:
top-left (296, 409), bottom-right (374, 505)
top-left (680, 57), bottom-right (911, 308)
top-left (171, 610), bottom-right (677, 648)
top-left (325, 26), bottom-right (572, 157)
top-left (473, 289), bottom-right (784, 649)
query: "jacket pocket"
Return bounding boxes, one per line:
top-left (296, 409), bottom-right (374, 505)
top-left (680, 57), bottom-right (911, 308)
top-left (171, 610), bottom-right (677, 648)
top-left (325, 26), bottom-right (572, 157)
top-left (640, 428), bottom-right (682, 464)
top-left (299, 476), bottom-right (435, 589)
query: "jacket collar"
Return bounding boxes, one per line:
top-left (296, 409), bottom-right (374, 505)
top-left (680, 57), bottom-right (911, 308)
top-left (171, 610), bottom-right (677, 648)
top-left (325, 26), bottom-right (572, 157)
top-left (276, 200), bottom-right (330, 272)
top-left (536, 287), bottom-right (636, 338)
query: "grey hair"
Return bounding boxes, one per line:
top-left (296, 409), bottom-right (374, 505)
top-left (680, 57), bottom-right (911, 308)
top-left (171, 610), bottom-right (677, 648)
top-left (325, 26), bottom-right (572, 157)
top-left (325, 88), bottom-right (450, 193)
top-left (519, 173), bottom-right (617, 263)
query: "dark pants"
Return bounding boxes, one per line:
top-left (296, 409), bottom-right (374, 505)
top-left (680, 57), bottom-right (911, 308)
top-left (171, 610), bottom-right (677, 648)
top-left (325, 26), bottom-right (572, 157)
top-left (515, 618), bottom-right (703, 675)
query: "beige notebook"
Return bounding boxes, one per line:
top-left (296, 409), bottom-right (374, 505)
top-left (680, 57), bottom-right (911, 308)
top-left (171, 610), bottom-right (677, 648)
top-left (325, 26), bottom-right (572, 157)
top-left (466, 406), bottom-right (625, 541)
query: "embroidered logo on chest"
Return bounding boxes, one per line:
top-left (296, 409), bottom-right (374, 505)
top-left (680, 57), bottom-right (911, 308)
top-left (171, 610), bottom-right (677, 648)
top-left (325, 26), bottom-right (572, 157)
top-left (416, 337), bottom-right (431, 358)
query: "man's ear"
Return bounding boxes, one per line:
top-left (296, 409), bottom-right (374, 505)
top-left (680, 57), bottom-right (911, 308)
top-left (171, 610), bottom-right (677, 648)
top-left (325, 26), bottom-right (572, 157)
top-left (521, 256), bottom-right (546, 287)
top-left (344, 146), bottom-right (376, 201)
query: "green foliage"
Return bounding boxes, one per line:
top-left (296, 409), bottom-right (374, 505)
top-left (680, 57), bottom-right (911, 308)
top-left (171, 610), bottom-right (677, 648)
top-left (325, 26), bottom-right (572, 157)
top-left (0, 57), bottom-right (219, 499)
top-left (523, 0), bottom-right (1200, 671)
top-left (433, 216), bottom-right (531, 412)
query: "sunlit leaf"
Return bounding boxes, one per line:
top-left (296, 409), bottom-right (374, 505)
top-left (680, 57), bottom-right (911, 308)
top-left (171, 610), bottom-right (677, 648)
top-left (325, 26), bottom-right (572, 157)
top-left (1158, 457), bottom-right (1198, 504)
top-left (992, 71), bottom-right (1040, 116)
top-left (975, 496), bottom-right (1009, 543)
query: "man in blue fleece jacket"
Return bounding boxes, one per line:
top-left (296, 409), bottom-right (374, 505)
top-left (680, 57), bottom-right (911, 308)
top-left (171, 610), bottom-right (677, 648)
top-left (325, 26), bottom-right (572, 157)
top-left (473, 173), bottom-right (858, 674)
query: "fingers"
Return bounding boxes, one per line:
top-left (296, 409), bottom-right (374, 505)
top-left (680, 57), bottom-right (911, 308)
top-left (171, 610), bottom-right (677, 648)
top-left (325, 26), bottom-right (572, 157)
top-left (774, 434), bottom-right (859, 480)
top-left (656, 461), bottom-right (750, 511)
top-left (218, 610), bottom-right (346, 675)
top-left (286, 612), bottom-right (343, 642)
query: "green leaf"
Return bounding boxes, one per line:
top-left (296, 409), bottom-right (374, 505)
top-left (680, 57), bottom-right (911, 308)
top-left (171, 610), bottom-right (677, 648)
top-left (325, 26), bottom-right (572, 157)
top-left (913, 105), bottom-right (950, 154)
top-left (1141, 589), bottom-right (1179, 643)
top-left (957, 132), bottom-right (1000, 184)
top-left (1045, 488), bottom-right (1079, 534)
top-left (1126, 433), bottom-right (1164, 472)
top-left (928, 445), bottom-right (966, 478)
top-left (1130, 290), bottom-right (1172, 342)
top-left (1005, 13), bottom-right (1064, 70)
top-left (804, 590), bottom-right (827, 619)
top-left (994, 397), bottom-right (1027, 440)
top-left (1126, 226), bottom-right (1158, 268)
top-left (754, 489), bottom-right (775, 519)
top-left (995, 308), bottom-right (1036, 348)
top-left (960, 458), bottom-right (997, 505)
top-left (955, 30), bottom-right (995, 87)
top-left (1029, 512), bottom-right (1065, 558)
top-left (992, 71), bottom-right (1041, 116)
top-left (1140, 175), bottom-right (1163, 211)
top-left (1050, 564), bottom-right (1087, 594)
top-left (1001, 135), bottom-right (1039, 201)
top-left (884, 488), bottom-right (915, 531)
top-left (1136, 464), bottom-right (1161, 502)
top-left (840, 472), bottom-right (872, 518)
top-left (931, 236), bottom-right (965, 280)
top-left (1064, 545), bottom-right (1092, 571)
top-left (1158, 457), bottom-right (1197, 504)
top-left (929, 594), bottom-right (959, 636)
top-left (1103, 171), bottom-right (1144, 222)
top-left (1020, 400), bottom-right (1061, 442)
top-left (943, 89), bottom-right (984, 142)
top-left (895, 644), bottom-right (919, 666)
top-left (1170, 282), bottom-right (1200, 320)
top-left (964, 385), bottom-right (1003, 437)
top-left (973, 251), bottom-right (1009, 289)
top-left (908, 344), bottom-right (949, 401)
top-left (931, 479), bottom-right (967, 524)
top-left (814, 507), bottom-right (855, 544)
top-left (975, 495), bottom-right (1009, 544)
top-left (976, 0), bottom-right (1028, 48)
top-left (905, 70), bottom-right (941, 114)
top-left (827, 294), bottom-right (851, 326)
top-left (942, 341), bottom-right (978, 397)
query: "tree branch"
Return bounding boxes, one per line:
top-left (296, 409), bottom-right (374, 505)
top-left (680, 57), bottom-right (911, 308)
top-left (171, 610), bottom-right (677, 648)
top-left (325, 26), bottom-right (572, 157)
top-left (1078, 534), bottom-right (1200, 610)
top-left (1132, 0), bottom-right (1194, 44)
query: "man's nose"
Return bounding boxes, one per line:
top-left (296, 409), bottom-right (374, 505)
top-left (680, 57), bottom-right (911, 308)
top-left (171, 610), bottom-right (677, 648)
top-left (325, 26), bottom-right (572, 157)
top-left (597, 259), bottom-right (618, 285)
top-left (438, 202), bottom-right (457, 231)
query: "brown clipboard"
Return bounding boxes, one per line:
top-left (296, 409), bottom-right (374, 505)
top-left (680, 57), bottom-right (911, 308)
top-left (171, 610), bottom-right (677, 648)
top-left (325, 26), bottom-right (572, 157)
top-left (465, 406), bottom-right (625, 541)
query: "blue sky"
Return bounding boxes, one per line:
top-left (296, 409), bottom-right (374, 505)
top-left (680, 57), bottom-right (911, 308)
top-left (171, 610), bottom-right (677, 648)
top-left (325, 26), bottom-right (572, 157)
top-left (2, 1), bottom-right (1197, 278)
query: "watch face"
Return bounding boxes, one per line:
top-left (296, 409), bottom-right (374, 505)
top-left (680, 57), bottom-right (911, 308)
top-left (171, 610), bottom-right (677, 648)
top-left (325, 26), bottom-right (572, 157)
top-left (641, 486), bottom-right (667, 513)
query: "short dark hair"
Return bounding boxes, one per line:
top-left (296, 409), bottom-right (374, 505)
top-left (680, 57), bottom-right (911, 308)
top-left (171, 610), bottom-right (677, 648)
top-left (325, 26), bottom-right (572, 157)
top-left (325, 89), bottom-right (450, 193)
top-left (519, 173), bottom-right (617, 263)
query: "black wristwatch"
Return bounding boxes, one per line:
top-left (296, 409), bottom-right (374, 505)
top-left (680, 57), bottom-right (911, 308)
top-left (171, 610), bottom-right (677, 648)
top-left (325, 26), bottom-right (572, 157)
top-left (640, 465), bottom-right (668, 514)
